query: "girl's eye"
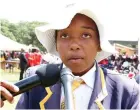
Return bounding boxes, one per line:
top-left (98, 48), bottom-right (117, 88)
top-left (61, 34), bottom-right (69, 38)
top-left (82, 33), bottom-right (91, 38)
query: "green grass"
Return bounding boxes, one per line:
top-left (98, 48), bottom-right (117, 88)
top-left (0, 69), bottom-right (21, 110)
top-left (1, 69), bottom-right (20, 82)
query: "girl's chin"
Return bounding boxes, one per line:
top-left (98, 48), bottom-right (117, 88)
top-left (70, 65), bottom-right (93, 76)
top-left (71, 69), bottom-right (87, 76)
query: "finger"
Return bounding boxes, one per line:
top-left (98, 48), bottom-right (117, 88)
top-left (0, 99), bottom-right (4, 108)
top-left (0, 86), bottom-right (14, 103)
top-left (0, 80), bottom-right (19, 92)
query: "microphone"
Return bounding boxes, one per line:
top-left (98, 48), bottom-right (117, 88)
top-left (1, 64), bottom-right (61, 101)
top-left (60, 68), bottom-right (74, 109)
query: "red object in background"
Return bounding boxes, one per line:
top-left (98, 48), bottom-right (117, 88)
top-left (27, 52), bottom-right (42, 67)
top-left (28, 53), bottom-right (34, 67)
top-left (25, 52), bottom-right (29, 61)
top-left (128, 73), bottom-right (135, 79)
top-left (34, 52), bottom-right (42, 65)
top-left (99, 59), bottom-right (108, 65)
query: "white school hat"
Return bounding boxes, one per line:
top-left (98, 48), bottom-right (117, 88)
top-left (34, 1), bottom-right (125, 62)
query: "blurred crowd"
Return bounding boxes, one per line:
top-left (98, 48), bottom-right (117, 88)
top-left (1, 49), bottom-right (139, 82)
top-left (0, 50), bottom-right (19, 61)
top-left (99, 52), bottom-right (139, 79)
top-left (0, 48), bottom-right (61, 68)
top-left (0, 47), bottom-right (61, 80)
top-left (0, 50), bottom-right (20, 71)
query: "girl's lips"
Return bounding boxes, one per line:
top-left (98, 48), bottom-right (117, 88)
top-left (69, 57), bottom-right (82, 60)
top-left (68, 55), bottom-right (84, 60)
top-left (68, 57), bottom-right (83, 63)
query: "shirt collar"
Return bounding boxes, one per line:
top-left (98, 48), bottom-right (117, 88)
top-left (73, 63), bottom-right (96, 89)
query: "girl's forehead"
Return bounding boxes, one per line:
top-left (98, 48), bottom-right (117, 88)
top-left (58, 13), bottom-right (98, 32)
top-left (71, 13), bottom-right (97, 25)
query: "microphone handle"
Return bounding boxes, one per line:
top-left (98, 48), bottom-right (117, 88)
top-left (1, 75), bottom-right (41, 101)
top-left (60, 68), bottom-right (74, 109)
top-left (62, 80), bottom-right (74, 109)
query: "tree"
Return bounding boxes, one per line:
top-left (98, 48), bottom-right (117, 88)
top-left (1, 19), bottom-right (16, 41)
top-left (0, 19), bottom-right (46, 51)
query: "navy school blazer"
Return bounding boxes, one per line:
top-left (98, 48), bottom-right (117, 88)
top-left (16, 63), bottom-right (140, 109)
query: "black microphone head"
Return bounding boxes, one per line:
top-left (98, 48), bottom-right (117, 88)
top-left (35, 64), bottom-right (62, 87)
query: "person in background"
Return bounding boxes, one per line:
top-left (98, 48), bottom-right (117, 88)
top-left (0, 52), bottom-right (5, 62)
top-left (24, 49), bottom-right (30, 69)
top-left (34, 48), bottom-right (42, 65)
top-left (28, 48), bottom-right (42, 66)
top-left (27, 48), bottom-right (35, 67)
top-left (128, 66), bottom-right (136, 79)
top-left (19, 48), bottom-right (28, 80)
top-left (11, 51), bottom-right (15, 59)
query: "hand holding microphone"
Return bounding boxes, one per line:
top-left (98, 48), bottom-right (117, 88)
top-left (0, 64), bottom-right (61, 107)
top-left (0, 80), bottom-right (19, 107)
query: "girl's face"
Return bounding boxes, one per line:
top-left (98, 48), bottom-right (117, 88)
top-left (56, 14), bottom-right (101, 76)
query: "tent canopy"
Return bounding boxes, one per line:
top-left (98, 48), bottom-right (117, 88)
top-left (0, 34), bottom-right (28, 51)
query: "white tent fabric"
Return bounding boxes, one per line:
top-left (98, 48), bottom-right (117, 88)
top-left (0, 34), bottom-right (28, 51)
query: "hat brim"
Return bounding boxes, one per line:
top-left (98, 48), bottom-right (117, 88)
top-left (35, 3), bottom-right (117, 62)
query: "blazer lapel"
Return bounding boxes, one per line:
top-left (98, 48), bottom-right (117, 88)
top-left (88, 63), bottom-right (108, 110)
top-left (88, 63), bottom-right (102, 109)
top-left (40, 82), bottom-right (61, 109)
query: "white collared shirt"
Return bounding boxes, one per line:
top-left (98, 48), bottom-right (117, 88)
top-left (61, 63), bottom-right (96, 109)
